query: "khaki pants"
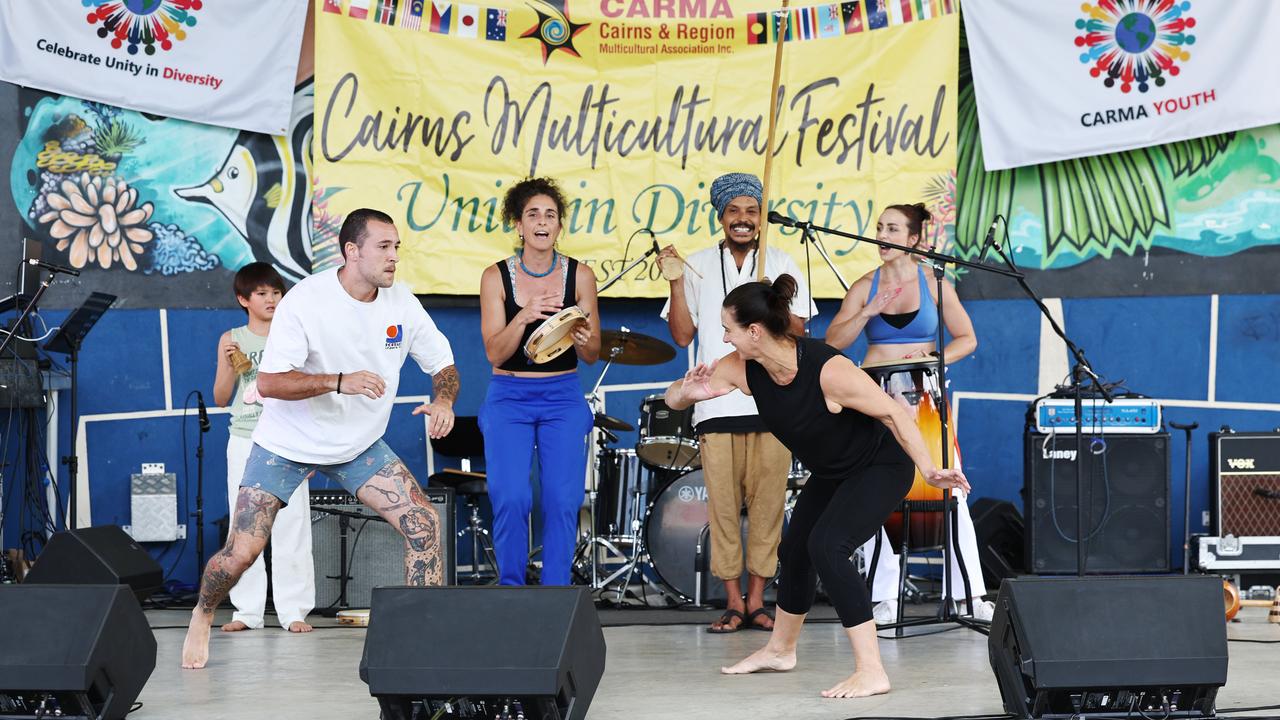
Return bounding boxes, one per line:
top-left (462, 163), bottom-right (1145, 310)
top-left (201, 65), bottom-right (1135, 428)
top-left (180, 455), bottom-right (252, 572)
top-left (699, 431), bottom-right (792, 580)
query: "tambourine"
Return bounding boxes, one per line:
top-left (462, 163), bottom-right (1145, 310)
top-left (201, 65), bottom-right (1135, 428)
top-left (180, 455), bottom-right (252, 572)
top-left (658, 255), bottom-right (685, 281)
top-left (523, 305), bottom-right (588, 363)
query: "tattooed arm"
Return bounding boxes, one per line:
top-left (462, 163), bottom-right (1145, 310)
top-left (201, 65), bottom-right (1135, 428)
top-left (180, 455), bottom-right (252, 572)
top-left (412, 364), bottom-right (459, 439)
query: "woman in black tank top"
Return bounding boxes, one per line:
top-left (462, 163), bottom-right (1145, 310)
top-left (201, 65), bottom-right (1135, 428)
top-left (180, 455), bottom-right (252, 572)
top-left (477, 178), bottom-right (600, 587)
top-left (664, 274), bottom-right (969, 700)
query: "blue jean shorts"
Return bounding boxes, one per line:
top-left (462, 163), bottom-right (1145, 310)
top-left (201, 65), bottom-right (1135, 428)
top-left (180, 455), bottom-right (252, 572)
top-left (239, 439), bottom-right (401, 505)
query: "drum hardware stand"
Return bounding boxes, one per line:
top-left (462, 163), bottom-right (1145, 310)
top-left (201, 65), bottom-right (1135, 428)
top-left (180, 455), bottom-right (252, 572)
top-left (987, 230), bottom-right (1113, 578)
top-left (458, 496), bottom-right (498, 584)
top-left (577, 338), bottom-right (629, 591)
top-left (766, 214), bottom-right (1023, 636)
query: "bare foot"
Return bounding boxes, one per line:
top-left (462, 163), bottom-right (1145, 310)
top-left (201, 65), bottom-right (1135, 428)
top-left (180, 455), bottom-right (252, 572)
top-left (181, 613), bottom-right (214, 669)
top-left (720, 644), bottom-right (797, 674)
top-left (288, 621), bottom-right (313, 633)
top-left (220, 620), bottom-right (252, 632)
top-left (820, 668), bottom-right (891, 698)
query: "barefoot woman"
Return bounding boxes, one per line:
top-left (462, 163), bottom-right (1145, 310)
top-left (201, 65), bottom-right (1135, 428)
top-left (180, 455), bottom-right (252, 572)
top-left (664, 275), bottom-right (969, 698)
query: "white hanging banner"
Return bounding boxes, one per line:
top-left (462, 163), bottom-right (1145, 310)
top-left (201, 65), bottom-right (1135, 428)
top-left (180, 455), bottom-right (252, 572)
top-left (963, 0), bottom-right (1280, 170)
top-left (0, 0), bottom-right (307, 135)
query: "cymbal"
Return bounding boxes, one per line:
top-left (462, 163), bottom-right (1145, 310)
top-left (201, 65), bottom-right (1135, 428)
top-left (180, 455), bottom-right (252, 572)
top-left (600, 329), bottom-right (676, 366)
top-left (593, 413), bottom-right (634, 432)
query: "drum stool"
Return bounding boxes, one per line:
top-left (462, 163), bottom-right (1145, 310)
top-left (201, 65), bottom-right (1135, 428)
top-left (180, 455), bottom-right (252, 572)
top-left (428, 417), bottom-right (499, 584)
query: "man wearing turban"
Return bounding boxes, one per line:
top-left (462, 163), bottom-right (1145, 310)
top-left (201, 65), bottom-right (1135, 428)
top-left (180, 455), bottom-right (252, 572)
top-left (658, 173), bottom-right (817, 632)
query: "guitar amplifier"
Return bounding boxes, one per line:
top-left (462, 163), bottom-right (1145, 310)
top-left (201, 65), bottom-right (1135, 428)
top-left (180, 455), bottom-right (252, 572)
top-left (1024, 433), bottom-right (1170, 574)
top-left (1209, 431), bottom-right (1280, 537)
top-left (310, 487), bottom-right (454, 609)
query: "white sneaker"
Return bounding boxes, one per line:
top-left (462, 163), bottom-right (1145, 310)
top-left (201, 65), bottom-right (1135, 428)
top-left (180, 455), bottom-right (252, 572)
top-left (872, 599), bottom-right (898, 625)
top-left (969, 598), bottom-right (995, 622)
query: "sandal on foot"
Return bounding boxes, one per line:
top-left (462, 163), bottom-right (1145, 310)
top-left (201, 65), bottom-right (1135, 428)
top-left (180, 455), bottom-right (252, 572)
top-left (706, 608), bottom-right (747, 634)
top-left (746, 607), bottom-right (775, 631)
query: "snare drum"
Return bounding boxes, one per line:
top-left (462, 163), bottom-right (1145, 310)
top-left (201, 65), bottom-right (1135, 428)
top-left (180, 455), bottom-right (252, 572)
top-left (523, 306), bottom-right (587, 363)
top-left (637, 394), bottom-right (700, 470)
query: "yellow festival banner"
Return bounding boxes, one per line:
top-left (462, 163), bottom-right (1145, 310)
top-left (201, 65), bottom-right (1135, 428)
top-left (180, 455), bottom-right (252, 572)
top-left (314, 0), bottom-right (958, 297)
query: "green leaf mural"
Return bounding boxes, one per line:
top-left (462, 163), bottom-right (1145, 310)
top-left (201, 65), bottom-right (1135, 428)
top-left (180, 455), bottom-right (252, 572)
top-left (957, 21), bottom-right (1239, 268)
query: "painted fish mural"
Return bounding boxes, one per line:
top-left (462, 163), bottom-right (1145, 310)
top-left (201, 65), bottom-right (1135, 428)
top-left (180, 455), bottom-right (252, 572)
top-left (175, 84), bottom-right (317, 283)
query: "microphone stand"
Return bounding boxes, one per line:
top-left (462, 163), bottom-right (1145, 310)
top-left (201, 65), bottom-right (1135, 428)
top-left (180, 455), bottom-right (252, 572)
top-left (194, 395), bottom-right (210, 578)
top-left (795, 222), bottom-right (849, 292)
top-left (598, 230), bottom-right (660, 295)
top-left (987, 239), bottom-right (1112, 577)
top-left (769, 217), bottom-right (1021, 635)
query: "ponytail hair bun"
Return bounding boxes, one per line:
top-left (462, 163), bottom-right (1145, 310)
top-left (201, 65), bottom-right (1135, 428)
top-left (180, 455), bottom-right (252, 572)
top-left (885, 202), bottom-right (932, 241)
top-left (723, 273), bottom-right (799, 338)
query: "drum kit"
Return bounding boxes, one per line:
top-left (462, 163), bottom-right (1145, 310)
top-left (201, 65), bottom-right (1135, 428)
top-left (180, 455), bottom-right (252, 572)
top-left (570, 324), bottom-right (715, 603)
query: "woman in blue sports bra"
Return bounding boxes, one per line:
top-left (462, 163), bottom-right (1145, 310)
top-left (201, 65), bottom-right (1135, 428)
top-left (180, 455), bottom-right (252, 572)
top-left (825, 203), bottom-right (992, 623)
top-left (825, 203), bottom-right (975, 361)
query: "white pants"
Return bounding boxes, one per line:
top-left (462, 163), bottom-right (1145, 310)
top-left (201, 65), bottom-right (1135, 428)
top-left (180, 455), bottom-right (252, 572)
top-left (861, 489), bottom-right (987, 603)
top-left (226, 434), bottom-right (315, 629)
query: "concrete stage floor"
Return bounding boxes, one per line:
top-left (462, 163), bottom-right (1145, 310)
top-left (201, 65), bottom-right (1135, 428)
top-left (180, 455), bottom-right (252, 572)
top-left (135, 606), bottom-right (1280, 720)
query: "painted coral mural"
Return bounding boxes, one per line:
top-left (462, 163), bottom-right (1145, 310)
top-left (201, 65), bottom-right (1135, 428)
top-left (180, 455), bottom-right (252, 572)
top-left (10, 81), bottom-right (341, 289)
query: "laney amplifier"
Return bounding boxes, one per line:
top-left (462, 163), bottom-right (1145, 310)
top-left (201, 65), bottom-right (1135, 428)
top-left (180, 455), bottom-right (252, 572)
top-left (1033, 397), bottom-right (1162, 434)
top-left (1197, 535), bottom-right (1280, 572)
top-left (1209, 431), bottom-right (1280, 537)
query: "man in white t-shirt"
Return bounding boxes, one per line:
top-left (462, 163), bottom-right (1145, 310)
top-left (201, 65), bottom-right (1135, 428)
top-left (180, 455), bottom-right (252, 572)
top-left (182, 208), bottom-right (460, 669)
top-left (658, 173), bottom-right (816, 633)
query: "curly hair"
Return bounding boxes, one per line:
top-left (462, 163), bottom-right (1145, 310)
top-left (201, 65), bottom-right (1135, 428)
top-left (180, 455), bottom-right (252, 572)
top-left (501, 177), bottom-right (567, 229)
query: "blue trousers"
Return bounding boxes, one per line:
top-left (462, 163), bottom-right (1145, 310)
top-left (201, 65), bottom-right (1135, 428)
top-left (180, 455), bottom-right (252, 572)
top-left (479, 374), bottom-right (592, 586)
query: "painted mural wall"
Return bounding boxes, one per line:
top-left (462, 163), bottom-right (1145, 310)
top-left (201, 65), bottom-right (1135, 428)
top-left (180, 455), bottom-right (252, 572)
top-left (954, 34), bottom-right (1280, 299)
top-left (2, 11), bottom-right (328, 309)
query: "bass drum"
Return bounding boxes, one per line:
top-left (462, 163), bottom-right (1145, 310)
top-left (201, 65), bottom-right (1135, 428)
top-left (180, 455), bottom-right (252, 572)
top-left (645, 469), bottom-right (788, 601)
top-left (644, 469), bottom-right (710, 601)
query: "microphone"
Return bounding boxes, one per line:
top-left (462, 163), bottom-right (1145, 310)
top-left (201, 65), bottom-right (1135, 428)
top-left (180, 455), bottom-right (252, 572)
top-left (26, 257), bottom-right (81, 277)
top-left (196, 391), bottom-right (211, 433)
top-left (979, 216), bottom-right (1002, 263)
top-left (767, 210), bottom-right (797, 228)
top-left (642, 227), bottom-right (660, 256)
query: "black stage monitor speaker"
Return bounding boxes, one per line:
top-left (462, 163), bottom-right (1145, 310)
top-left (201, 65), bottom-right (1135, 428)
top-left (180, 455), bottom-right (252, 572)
top-left (359, 586), bottom-right (606, 720)
top-left (0, 584), bottom-right (157, 720)
top-left (1025, 433), bottom-right (1170, 574)
top-left (989, 575), bottom-right (1227, 719)
top-left (24, 525), bottom-right (163, 602)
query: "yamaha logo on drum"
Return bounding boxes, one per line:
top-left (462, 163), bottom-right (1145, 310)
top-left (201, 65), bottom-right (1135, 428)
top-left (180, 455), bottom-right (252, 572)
top-left (677, 484), bottom-right (706, 503)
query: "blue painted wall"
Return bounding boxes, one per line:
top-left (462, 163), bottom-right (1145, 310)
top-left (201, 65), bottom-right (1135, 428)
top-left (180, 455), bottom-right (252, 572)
top-left (5, 293), bottom-right (1279, 587)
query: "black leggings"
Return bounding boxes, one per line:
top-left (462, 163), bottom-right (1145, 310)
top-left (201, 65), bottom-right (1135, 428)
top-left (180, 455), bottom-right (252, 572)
top-left (776, 440), bottom-right (914, 627)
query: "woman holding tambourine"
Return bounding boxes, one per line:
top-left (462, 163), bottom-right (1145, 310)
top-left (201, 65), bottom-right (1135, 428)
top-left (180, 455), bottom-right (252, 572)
top-left (478, 177), bottom-right (601, 586)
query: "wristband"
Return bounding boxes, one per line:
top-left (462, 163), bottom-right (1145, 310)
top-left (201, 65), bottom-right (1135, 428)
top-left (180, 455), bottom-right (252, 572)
top-left (336, 372), bottom-right (343, 394)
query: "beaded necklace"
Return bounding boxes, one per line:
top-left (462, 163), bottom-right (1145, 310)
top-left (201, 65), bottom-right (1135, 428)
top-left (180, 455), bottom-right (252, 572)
top-left (519, 248), bottom-right (558, 278)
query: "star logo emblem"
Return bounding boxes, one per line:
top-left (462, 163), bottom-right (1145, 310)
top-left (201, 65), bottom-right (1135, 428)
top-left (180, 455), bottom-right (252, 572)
top-left (521, 0), bottom-right (589, 64)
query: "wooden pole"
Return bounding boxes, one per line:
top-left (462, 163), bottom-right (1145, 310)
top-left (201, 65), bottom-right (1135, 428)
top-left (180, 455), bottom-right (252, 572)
top-left (758, 0), bottom-right (789, 281)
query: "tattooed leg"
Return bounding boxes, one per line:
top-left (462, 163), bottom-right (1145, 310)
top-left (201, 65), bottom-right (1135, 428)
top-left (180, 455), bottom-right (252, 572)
top-left (182, 487), bottom-right (281, 669)
top-left (359, 461), bottom-right (444, 586)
